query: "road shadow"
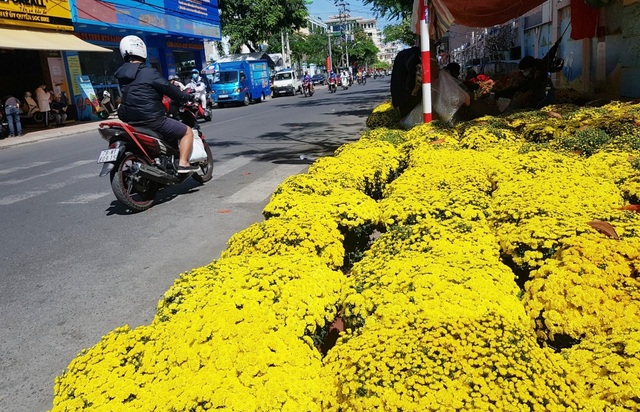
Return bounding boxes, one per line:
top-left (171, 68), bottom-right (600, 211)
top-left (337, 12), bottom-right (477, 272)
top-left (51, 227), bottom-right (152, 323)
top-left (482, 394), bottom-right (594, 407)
top-left (104, 178), bottom-right (204, 215)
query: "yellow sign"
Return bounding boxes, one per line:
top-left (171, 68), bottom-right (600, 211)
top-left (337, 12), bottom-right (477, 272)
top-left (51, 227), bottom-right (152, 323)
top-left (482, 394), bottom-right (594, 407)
top-left (0, 0), bottom-right (73, 31)
top-left (66, 54), bottom-right (83, 96)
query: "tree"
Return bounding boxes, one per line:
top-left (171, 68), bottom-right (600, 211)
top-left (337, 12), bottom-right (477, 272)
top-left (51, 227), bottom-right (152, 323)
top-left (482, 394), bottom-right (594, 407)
top-left (484, 24), bottom-right (517, 60)
top-left (360, 0), bottom-right (413, 21)
top-left (382, 16), bottom-right (415, 46)
top-left (219, 0), bottom-right (309, 53)
top-left (346, 28), bottom-right (379, 68)
top-left (363, 0), bottom-right (415, 48)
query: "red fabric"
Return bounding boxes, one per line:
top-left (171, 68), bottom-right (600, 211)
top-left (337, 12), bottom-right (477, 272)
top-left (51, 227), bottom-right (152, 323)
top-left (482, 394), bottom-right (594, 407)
top-left (441, 0), bottom-right (547, 27)
top-left (570, 0), bottom-right (600, 40)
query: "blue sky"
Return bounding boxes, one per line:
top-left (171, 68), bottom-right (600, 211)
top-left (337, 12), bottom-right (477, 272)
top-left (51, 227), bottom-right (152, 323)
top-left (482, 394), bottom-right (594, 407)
top-left (306, 0), bottom-right (400, 29)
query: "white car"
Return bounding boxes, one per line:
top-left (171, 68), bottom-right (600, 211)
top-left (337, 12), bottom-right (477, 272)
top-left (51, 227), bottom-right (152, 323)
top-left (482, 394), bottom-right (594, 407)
top-left (272, 70), bottom-right (302, 96)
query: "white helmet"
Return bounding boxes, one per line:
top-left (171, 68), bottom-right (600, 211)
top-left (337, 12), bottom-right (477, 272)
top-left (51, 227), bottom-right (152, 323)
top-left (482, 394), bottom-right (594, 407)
top-left (119, 35), bottom-right (147, 60)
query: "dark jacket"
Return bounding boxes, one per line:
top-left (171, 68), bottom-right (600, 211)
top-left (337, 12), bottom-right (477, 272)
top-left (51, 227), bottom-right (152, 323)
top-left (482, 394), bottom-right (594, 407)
top-left (115, 62), bottom-right (189, 125)
top-left (390, 46), bottom-right (421, 118)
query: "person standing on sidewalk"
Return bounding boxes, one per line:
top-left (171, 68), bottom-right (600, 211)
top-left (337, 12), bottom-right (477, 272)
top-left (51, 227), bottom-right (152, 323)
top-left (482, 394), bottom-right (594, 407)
top-left (35, 83), bottom-right (52, 128)
top-left (4, 94), bottom-right (23, 137)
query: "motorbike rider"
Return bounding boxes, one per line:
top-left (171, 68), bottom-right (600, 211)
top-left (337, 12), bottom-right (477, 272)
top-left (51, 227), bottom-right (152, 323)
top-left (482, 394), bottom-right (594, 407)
top-left (328, 70), bottom-right (337, 83)
top-left (185, 69), bottom-right (208, 109)
top-left (302, 71), bottom-right (314, 93)
top-left (168, 74), bottom-right (186, 91)
top-left (340, 70), bottom-right (349, 88)
top-left (114, 35), bottom-right (197, 173)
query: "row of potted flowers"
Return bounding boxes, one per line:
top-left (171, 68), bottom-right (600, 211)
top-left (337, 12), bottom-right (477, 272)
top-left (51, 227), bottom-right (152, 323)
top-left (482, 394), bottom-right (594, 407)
top-left (52, 99), bottom-right (640, 410)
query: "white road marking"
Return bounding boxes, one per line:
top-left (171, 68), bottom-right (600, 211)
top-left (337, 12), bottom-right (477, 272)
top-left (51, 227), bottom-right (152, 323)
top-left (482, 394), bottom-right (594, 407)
top-left (0, 160), bottom-right (96, 185)
top-left (226, 164), bottom-right (307, 203)
top-left (0, 173), bottom-right (96, 205)
top-left (212, 156), bottom-right (253, 179)
top-left (0, 162), bottom-right (51, 176)
top-left (0, 191), bottom-right (48, 205)
top-left (59, 192), bottom-right (113, 204)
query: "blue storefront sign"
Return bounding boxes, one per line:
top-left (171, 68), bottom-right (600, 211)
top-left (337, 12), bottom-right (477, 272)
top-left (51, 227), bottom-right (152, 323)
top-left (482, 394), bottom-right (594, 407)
top-left (72, 0), bottom-right (221, 40)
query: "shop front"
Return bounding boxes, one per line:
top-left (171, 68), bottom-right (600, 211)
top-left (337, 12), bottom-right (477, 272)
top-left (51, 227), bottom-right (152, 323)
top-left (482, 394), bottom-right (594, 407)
top-left (0, 0), bottom-right (111, 121)
top-left (68, 0), bottom-right (221, 120)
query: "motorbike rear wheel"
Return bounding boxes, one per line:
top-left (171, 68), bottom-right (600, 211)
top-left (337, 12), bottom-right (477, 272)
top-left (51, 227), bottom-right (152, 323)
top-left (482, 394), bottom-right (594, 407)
top-left (110, 153), bottom-right (158, 212)
top-left (191, 142), bottom-right (214, 184)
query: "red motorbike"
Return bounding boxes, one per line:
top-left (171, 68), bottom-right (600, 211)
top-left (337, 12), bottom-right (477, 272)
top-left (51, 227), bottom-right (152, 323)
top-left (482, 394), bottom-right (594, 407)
top-left (183, 87), bottom-right (212, 122)
top-left (96, 98), bottom-right (213, 212)
top-left (302, 78), bottom-right (314, 97)
top-left (328, 76), bottom-right (337, 93)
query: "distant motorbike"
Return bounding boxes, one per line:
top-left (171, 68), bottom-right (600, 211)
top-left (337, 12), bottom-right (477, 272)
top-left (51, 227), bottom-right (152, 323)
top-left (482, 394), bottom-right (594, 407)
top-left (302, 78), bottom-right (314, 97)
top-left (356, 76), bottom-right (366, 85)
top-left (328, 76), bottom-right (337, 93)
top-left (97, 96), bottom-right (213, 212)
top-left (183, 87), bottom-right (212, 122)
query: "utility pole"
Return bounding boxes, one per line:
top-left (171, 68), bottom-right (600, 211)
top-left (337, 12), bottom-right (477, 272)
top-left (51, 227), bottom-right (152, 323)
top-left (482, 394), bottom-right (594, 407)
top-left (334, 0), bottom-right (350, 70)
top-left (327, 32), bottom-right (333, 70)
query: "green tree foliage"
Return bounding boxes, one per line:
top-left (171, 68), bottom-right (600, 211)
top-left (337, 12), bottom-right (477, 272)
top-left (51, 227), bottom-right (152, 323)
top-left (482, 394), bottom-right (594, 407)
top-left (346, 28), bottom-right (379, 68)
top-left (361, 0), bottom-right (413, 20)
top-left (382, 16), bottom-right (415, 46)
top-left (219, 0), bottom-right (309, 53)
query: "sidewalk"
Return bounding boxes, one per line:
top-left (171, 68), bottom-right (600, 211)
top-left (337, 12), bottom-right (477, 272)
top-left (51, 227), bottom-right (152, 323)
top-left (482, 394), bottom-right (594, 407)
top-left (0, 118), bottom-right (122, 150)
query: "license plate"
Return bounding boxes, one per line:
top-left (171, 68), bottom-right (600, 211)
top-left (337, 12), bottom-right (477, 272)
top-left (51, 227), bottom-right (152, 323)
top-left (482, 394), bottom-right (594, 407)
top-left (219, 94), bottom-right (228, 98)
top-left (278, 90), bottom-right (287, 94)
top-left (97, 148), bottom-right (119, 163)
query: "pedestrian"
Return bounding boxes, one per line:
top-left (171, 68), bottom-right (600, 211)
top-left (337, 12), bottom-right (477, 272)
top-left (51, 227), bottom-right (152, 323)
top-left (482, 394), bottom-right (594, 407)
top-left (35, 83), bottom-right (52, 128)
top-left (50, 94), bottom-right (68, 126)
top-left (4, 94), bottom-right (23, 137)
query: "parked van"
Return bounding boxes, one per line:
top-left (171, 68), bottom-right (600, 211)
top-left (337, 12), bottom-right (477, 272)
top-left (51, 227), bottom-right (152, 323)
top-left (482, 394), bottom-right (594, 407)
top-left (208, 60), bottom-right (271, 108)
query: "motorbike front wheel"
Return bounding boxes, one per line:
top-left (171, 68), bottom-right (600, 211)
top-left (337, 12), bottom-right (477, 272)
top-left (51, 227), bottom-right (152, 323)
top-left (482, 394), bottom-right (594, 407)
top-left (191, 142), bottom-right (214, 184)
top-left (110, 153), bottom-right (158, 212)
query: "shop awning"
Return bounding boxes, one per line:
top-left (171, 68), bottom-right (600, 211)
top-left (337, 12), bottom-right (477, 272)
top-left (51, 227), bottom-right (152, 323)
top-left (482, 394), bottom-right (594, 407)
top-left (413, 0), bottom-right (548, 38)
top-left (0, 28), bottom-right (112, 52)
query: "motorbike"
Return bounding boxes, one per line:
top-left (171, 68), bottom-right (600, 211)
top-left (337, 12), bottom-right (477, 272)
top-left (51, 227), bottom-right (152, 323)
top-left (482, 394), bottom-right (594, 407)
top-left (96, 97), bottom-right (214, 212)
top-left (183, 87), bottom-right (212, 122)
top-left (341, 77), bottom-right (350, 90)
top-left (97, 90), bottom-right (118, 120)
top-left (357, 75), bottom-right (366, 85)
top-left (302, 78), bottom-right (314, 97)
top-left (328, 76), bottom-right (337, 93)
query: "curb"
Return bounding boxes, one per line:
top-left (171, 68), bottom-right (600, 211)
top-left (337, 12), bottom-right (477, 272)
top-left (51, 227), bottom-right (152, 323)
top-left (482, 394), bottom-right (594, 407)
top-left (0, 118), bottom-right (121, 150)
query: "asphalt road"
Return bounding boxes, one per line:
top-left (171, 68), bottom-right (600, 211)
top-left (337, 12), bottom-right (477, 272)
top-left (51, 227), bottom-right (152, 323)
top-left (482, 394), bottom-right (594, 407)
top-left (0, 78), bottom-right (392, 411)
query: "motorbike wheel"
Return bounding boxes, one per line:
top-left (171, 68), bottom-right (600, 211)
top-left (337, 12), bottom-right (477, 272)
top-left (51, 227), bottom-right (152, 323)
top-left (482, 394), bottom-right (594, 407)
top-left (303, 87), bottom-right (308, 97)
top-left (33, 112), bottom-right (44, 123)
top-left (97, 110), bottom-right (109, 120)
top-left (191, 142), bottom-right (214, 184)
top-left (110, 153), bottom-right (158, 212)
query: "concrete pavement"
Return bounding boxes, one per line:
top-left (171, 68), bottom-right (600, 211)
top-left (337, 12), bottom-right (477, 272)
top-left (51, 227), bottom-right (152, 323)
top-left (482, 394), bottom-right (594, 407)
top-left (0, 118), bottom-right (121, 150)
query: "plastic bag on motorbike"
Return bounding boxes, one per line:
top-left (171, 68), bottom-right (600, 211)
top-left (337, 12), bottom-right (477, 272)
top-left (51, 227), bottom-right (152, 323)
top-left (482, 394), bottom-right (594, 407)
top-left (433, 71), bottom-right (469, 122)
top-left (189, 130), bottom-right (208, 163)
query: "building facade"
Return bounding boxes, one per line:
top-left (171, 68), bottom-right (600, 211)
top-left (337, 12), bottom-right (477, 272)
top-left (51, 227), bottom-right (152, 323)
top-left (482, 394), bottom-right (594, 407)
top-left (0, 0), bottom-right (220, 122)
top-left (449, 0), bottom-right (639, 99)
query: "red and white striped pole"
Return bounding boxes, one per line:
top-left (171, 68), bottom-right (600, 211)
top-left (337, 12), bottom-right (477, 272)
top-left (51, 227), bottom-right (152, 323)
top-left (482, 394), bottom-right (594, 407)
top-left (419, 0), bottom-right (432, 123)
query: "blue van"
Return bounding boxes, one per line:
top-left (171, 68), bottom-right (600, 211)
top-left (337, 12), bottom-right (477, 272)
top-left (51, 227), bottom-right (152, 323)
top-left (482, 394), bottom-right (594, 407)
top-left (207, 60), bottom-right (271, 108)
